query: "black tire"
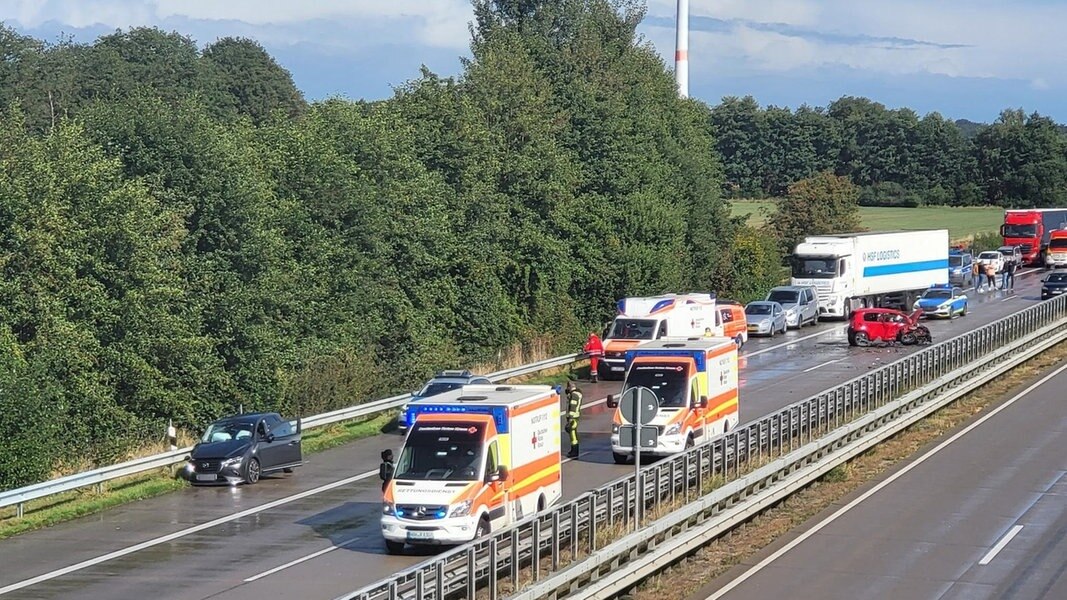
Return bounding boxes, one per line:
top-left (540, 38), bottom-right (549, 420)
top-left (243, 457), bottom-right (261, 484)
top-left (685, 435), bottom-right (695, 450)
top-left (283, 467), bottom-right (294, 473)
top-left (852, 331), bottom-right (870, 347)
top-left (537, 495), bottom-right (546, 512)
top-left (812, 313), bottom-right (820, 326)
top-left (475, 517), bottom-right (490, 538)
top-left (385, 540), bottom-right (405, 555)
top-left (900, 331), bottom-right (917, 345)
top-left (613, 452), bottom-right (630, 465)
top-left (769, 325), bottom-right (776, 338)
top-left (734, 335), bottom-right (744, 350)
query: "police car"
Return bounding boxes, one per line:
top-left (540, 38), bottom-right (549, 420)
top-left (913, 284), bottom-right (968, 318)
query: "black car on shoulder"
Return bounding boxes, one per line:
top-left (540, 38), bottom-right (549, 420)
top-left (183, 412), bottom-right (302, 485)
top-left (1041, 272), bottom-right (1067, 300)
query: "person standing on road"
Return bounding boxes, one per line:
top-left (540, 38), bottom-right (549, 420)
top-left (972, 260), bottom-right (980, 289)
top-left (583, 332), bottom-right (604, 383)
top-left (565, 381), bottom-right (583, 458)
top-left (984, 262), bottom-right (997, 290)
top-left (1003, 260), bottom-right (1016, 290)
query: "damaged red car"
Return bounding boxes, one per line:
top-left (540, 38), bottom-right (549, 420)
top-left (847, 308), bottom-right (932, 347)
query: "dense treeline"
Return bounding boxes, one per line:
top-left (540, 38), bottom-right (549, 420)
top-left (711, 96), bottom-right (1067, 207)
top-left (4, 1), bottom-right (1066, 488)
top-left (0, 2), bottom-right (777, 488)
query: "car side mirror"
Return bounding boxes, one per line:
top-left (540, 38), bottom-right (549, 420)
top-left (487, 466), bottom-right (508, 483)
top-left (265, 433), bottom-right (275, 443)
top-left (606, 394), bottom-right (618, 408)
top-left (692, 395), bottom-right (708, 409)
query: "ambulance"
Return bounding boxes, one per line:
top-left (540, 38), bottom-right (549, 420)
top-left (607, 337), bottom-right (739, 464)
top-left (600, 294), bottom-right (747, 379)
top-left (380, 385), bottom-right (562, 554)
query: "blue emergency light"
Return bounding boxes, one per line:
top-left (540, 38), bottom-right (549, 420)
top-left (623, 349), bottom-right (707, 371)
top-left (404, 403), bottom-right (510, 433)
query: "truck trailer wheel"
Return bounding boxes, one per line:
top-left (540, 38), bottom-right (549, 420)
top-left (385, 540), bottom-right (405, 555)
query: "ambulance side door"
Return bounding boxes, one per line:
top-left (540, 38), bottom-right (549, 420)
top-left (484, 440), bottom-right (507, 526)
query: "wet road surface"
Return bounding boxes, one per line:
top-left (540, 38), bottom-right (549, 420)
top-left (0, 271), bottom-right (1048, 600)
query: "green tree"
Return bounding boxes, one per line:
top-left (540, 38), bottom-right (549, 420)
top-left (767, 171), bottom-right (863, 255)
top-left (201, 37), bottom-right (307, 123)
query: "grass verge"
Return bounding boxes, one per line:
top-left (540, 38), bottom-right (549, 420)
top-left (0, 412), bottom-right (397, 539)
top-left (629, 340), bottom-right (1067, 600)
top-left (730, 200), bottom-right (1002, 242)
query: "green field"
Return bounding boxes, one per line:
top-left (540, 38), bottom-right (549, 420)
top-left (731, 200), bottom-right (1002, 243)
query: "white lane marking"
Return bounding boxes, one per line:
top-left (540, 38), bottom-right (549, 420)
top-left (0, 470), bottom-right (379, 596)
top-left (746, 328), bottom-right (836, 357)
top-left (802, 358), bottom-right (844, 373)
top-left (245, 536), bottom-right (363, 582)
top-left (248, 451), bottom-right (588, 582)
top-left (979, 525), bottom-right (1024, 566)
top-left (701, 360), bottom-right (1067, 600)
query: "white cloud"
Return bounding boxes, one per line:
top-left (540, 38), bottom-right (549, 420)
top-left (643, 0), bottom-right (1067, 86)
top-left (0, 0), bottom-right (474, 49)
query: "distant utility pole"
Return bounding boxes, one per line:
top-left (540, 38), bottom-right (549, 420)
top-left (675, 0), bottom-right (689, 98)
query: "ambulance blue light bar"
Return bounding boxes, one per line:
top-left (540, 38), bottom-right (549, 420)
top-left (624, 348), bottom-right (707, 371)
top-left (404, 404), bottom-right (510, 432)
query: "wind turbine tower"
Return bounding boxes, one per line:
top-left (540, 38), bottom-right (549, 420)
top-left (675, 0), bottom-right (689, 97)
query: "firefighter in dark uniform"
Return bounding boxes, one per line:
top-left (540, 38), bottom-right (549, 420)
top-left (565, 381), bottom-right (583, 458)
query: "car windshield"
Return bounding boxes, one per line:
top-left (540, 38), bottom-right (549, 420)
top-left (395, 424), bottom-right (484, 481)
top-left (607, 318), bottom-right (658, 340)
top-left (767, 290), bottom-right (799, 304)
top-left (1047, 273), bottom-right (1067, 283)
top-left (998, 248), bottom-right (1015, 256)
top-left (923, 289), bottom-right (952, 300)
top-left (201, 421), bottom-right (255, 443)
top-left (623, 363), bottom-right (689, 408)
top-left (1050, 239), bottom-right (1067, 250)
top-left (745, 304), bottom-right (772, 315)
top-left (418, 382), bottom-right (463, 397)
top-left (979, 252), bottom-right (1000, 260)
top-left (949, 256), bottom-right (964, 267)
top-left (791, 258), bottom-right (837, 279)
top-left (1001, 224), bottom-right (1037, 238)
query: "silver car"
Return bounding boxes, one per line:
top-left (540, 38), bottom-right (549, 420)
top-left (766, 285), bottom-right (819, 328)
top-left (745, 301), bottom-right (787, 337)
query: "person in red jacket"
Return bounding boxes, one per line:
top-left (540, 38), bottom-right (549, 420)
top-left (583, 332), bottom-right (604, 383)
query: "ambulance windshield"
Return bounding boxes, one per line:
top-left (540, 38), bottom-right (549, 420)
top-left (623, 364), bottom-right (689, 408)
top-left (395, 424), bottom-right (484, 481)
top-left (607, 318), bottom-right (658, 340)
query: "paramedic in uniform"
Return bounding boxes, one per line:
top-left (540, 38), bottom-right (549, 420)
top-left (583, 332), bottom-right (604, 383)
top-left (565, 381), bottom-right (583, 458)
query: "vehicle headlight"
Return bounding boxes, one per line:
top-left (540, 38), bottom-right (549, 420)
top-left (221, 457), bottom-right (243, 469)
top-left (450, 500), bottom-right (473, 518)
top-left (940, 301), bottom-right (952, 309)
top-left (611, 424), bottom-right (619, 434)
top-left (785, 308), bottom-right (796, 317)
top-left (383, 502), bottom-right (395, 516)
top-left (664, 424), bottom-right (681, 436)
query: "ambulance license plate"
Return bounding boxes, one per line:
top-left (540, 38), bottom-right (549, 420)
top-left (407, 531), bottom-right (434, 541)
top-left (611, 366), bottom-right (624, 372)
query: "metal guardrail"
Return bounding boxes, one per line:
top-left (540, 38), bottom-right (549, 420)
top-left (0, 353), bottom-right (581, 516)
top-left (338, 294), bottom-right (1067, 600)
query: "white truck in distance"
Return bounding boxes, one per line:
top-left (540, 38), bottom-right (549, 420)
top-left (790, 230), bottom-right (950, 318)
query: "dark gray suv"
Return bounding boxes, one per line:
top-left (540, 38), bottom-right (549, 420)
top-left (396, 370), bottom-right (491, 429)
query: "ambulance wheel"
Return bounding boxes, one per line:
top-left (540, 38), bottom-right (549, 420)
top-left (537, 495), bottom-right (546, 512)
top-left (613, 452), bottom-right (630, 465)
top-left (685, 435), bottom-right (694, 450)
top-left (733, 335), bottom-right (744, 349)
top-left (476, 517), bottom-right (491, 538)
top-left (385, 540), bottom-right (405, 555)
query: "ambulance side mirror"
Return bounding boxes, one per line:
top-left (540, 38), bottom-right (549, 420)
top-left (606, 394), bottom-right (618, 409)
top-left (693, 395), bottom-right (708, 409)
top-left (487, 466), bottom-right (508, 483)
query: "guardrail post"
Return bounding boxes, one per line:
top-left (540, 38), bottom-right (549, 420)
top-left (590, 495), bottom-right (599, 551)
top-left (415, 570), bottom-right (425, 599)
top-left (489, 538), bottom-right (499, 600)
top-left (436, 561), bottom-right (444, 600)
top-left (16, 502), bottom-right (23, 519)
top-left (532, 516), bottom-right (541, 581)
top-left (466, 547), bottom-right (477, 599)
top-left (552, 510), bottom-right (561, 570)
top-left (510, 528), bottom-right (520, 584)
top-left (570, 501), bottom-right (580, 555)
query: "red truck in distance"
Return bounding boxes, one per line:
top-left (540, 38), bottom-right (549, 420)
top-left (1000, 209), bottom-right (1067, 266)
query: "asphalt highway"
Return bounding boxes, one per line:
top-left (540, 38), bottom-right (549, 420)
top-left (0, 270), bottom-right (1049, 600)
top-left (695, 348), bottom-right (1067, 600)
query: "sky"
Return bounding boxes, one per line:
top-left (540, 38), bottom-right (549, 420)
top-left (2, 0), bottom-right (1066, 123)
